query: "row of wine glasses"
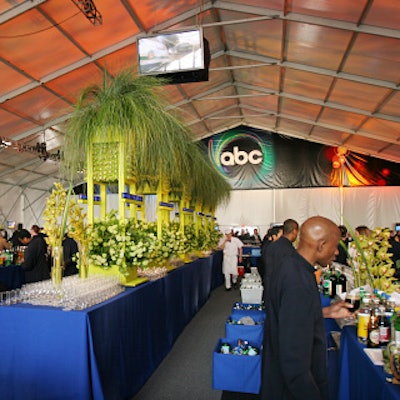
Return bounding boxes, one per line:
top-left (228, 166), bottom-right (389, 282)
top-left (0, 275), bottom-right (124, 310)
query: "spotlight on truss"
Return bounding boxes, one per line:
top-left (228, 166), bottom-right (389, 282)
top-left (71, 0), bottom-right (103, 25)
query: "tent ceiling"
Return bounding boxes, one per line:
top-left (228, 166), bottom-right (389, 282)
top-left (0, 0), bottom-right (399, 192)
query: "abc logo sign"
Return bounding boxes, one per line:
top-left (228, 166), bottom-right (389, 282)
top-left (220, 146), bottom-right (263, 166)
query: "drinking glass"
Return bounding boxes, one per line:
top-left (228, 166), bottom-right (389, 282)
top-left (345, 293), bottom-right (360, 313)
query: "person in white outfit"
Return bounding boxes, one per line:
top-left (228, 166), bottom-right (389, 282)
top-left (219, 230), bottom-right (243, 290)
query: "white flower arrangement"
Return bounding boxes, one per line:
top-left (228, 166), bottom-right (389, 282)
top-left (87, 211), bottom-right (222, 275)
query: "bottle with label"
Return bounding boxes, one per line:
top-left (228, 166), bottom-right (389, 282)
top-left (391, 311), bottom-right (400, 345)
top-left (4, 250), bottom-right (12, 267)
top-left (358, 295), bottom-right (371, 344)
top-left (329, 266), bottom-right (337, 298)
top-left (368, 299), bottom-right (380, 348)
top-left (322, 268), bottom-right (331, 298)
top-left (378, 305), bottom-right (391, 346)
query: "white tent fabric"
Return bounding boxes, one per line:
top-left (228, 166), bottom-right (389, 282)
top-left (215, 186), bottom-right (400, 236)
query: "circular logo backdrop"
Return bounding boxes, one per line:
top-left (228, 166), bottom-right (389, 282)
top-left (207, 129), bottom-right (274, 188)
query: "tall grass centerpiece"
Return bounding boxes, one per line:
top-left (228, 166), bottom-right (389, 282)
top-left (61, 68), bottom-right (231, 275)
top-left (64, 69), bottom-right (196, 187)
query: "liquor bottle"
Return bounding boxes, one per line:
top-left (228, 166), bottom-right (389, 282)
top-left (367, 299), bottom-right (380, 348)
top-left (329, 266), bottom-right (337, 298)
top-left (358, 295), bottom-right (371, 344)
top-left (337, 266), bottom-right (347, 294)
top-left (322, 268), bottom-right (331, 298)
top-left (4, 250), bottom-right (12, 266)
top-left (378, 305), bottom-right (391, 346)
top-left (391, 311), bottom-right (400, 345)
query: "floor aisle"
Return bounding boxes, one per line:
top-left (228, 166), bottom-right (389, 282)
top-left (132, 284), bottom-right (260, 400)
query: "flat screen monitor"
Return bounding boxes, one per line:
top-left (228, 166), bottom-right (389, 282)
top-left (6, 221), bottom-right (15, 229)
top-left (137, 28), bottom-right (209, 83)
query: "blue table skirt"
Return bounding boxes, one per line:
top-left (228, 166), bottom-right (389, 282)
top-left (337, 325), bottom-right (400, 400)
top-left (0, 264), bottom-right (25, 290)
top-left (0, 251), bottom-right (223, 400)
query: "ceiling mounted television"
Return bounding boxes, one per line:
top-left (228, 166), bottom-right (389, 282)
top-left (137, 28), bottom-right (210, 84)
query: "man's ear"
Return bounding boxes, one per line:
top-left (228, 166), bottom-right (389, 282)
top-left (316, 239), bottom-right (326, 254)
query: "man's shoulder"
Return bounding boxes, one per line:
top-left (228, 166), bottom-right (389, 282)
top-left (268, 236), bottom-right (293, 253)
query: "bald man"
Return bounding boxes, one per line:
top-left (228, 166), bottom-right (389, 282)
top-left (261, 216), bottom-right (347, 400)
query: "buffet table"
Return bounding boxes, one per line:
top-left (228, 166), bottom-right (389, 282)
top-left (337, 325), bottom-right (400, 400)
top-left (0, 251), bottom-right (223, 400)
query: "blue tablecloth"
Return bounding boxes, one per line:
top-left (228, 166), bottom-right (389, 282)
top-left (337, 325), bottom-right (400, 400)
top-left (0, 251), bottom-right (223, 400)
top-left (0, 264), bottom-right (25, 290)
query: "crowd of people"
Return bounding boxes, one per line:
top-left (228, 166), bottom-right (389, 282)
top-left (1, 223), bottom-right (79, 284)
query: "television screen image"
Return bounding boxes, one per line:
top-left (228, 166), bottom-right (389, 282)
top-left (137, 28), bottom-right (207, 81)
top-left (6, 221), bottom-right (15, 229)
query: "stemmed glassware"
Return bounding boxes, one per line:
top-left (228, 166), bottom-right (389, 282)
top-left (0, 275), bottom-right (124, 310)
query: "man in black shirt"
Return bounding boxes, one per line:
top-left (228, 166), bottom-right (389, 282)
top-left (261, 216), bottom-right (352, 400)
top-left (262, 219), bottom-right (298, 296)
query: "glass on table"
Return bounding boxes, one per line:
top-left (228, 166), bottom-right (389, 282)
top-left (345, 292), bottom-right (361, 313)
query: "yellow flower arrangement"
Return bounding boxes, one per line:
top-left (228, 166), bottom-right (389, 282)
top-left (43, 182), bottom-right (90, 278)
top-left (347, 227), bottom-right (397, 293)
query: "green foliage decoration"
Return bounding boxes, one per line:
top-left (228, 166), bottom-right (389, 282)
top-left (62, 68), bottom-right (230, 209)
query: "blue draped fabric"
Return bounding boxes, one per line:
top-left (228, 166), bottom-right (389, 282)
top-left (0, 251), bottom-right (223, 400)
top-left (0, 264), bottom-right (25, 290)
top-left (337, 325), bottom-right (400, 400)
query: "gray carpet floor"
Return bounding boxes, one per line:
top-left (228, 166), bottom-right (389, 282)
top-left (131, 285), bottom-right (244, 400)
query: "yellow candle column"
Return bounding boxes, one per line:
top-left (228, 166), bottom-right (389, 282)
top-left (179, 195), bottom-right (194, 234)
top-left (156, 177), bottom-right (173, 239)
top-left (194, 202), bottom-right (204, 234)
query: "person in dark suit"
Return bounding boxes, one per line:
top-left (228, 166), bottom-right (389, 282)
top-left (19, 229), bottom-right (50, 284)
top-left (9, 223), bottom-right (23, 248)
top-left (262, 219), bottom-right (298, 292)
top-left (261, 217), bottom-right (353, 400)
top-left (62, 234), bottom-right (79, 276)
